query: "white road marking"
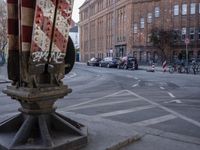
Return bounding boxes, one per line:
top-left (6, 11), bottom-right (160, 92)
top-left (164, 100), bottom-right (182, 104)
top-left (126, 90), bottom-right (200, 128)
top-left (64, 72), bottom-right (77, 79)
top-left (65, 98), bottom-right (140, 111)
top-left (134, 77), bottom-right (138, 80)
top-left (132, 84), bottom-right (138, 87)
top-left (65, 90), bottom-right (129, 109)
top-left (126, 75), bottom-right (133, 78)
top-left (131, 114), bottom-right (177, 126)
top-left (168, 92), bottom-right (175, 98)
top-left (95, 105), bottom-right (156, 117)
top-left (160, 87), bottom-right (165, 90)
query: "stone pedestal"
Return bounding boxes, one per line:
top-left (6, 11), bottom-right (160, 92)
top-left (0, 86), bottom-right (88, 150)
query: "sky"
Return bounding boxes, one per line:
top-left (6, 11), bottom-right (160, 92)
top-left (72, 0), bottom-right (86, 23)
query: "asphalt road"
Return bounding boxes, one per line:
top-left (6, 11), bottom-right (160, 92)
top-left (0, 63), bottom-right (200, 146)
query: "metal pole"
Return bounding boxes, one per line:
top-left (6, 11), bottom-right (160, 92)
top-left (186, 43), bottom-right (188, 73)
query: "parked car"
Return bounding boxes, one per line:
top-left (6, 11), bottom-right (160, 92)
top-left (117, 56), bottom-right (138, 70)
top-left (87, 57), bottom-right (102, 66)
top-left (99, 57), bottom-right (119, 68)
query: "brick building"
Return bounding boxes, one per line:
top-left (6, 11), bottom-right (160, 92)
top-left (79, 0), bottom-right (200, 64)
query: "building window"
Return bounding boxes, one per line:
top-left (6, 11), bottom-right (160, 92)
top-left (190, 3), bottom-right (196, 14)
top-left (198, 28), bottom-right (200, 40)
top-left (133, 23), bottom-right (138, 33)
top-left (189, 28), bottom-right (195, 40)
top-left (147, 33), bottom-right (152, 43)
top-left (182, 4), bottom-right (187, 15)
top-left (147, 13), bottom-right (152, 23)
top-left (173, 29), bottom-right (181, 41)
top-left (155, 7), bottom-right (160, 17)
top-left (174, 5), bottom-right (179, 16)
top-left (140, 18), bottom-right (145, 28)
top-left (181, 27), bottom-right (186, 40)
top-left (199, 3), bottom-right (200, 14)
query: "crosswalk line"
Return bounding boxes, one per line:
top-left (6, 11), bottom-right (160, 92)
top-left (65, 98), bottom-right (141, 111)
top-left (95, 105), bottom-right (156, 117)
top-left (131, 114), bottom-right (177, 126)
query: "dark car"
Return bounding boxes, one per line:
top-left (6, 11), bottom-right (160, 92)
top-left (117, 56), bottom-right (138, 70)
top-left (87, 57), bottom-right (102, 66)
top-left (99, 57), bottom-right (119, 68)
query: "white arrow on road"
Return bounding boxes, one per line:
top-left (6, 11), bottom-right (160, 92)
top-left (164, 99), bottom-right (182, 104)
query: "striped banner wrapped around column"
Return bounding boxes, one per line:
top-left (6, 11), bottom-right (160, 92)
top-left (20, 0), bottom-right (36, 83)
top-left (31, 0), bottom-right (74, 64)
top-left (7, 0), bottom-right (20, 83)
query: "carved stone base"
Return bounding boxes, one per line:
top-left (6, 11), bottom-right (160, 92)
top-left (0, 113), bottom-right (87, 150)
top-left (0, 86), bottom-right (88, 150)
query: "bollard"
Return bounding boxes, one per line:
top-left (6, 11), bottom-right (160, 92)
top-left (0, 1), bottom-right (88, 150)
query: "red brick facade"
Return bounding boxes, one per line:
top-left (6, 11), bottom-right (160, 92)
top-left (79, 0), bottom-right (200, 64)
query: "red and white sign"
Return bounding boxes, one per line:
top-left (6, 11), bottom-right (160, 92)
top-left (31, 0), bottom-right (74, 64)
top-left (184, 38), bottom-right (190, 45)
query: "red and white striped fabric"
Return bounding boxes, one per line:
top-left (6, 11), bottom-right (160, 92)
top-left (7, 0), bottom-right (20, 82)
top-left (7, 0), bottom-right (19, 52)
top-left (20, 0), bottom-right (35, 53)
top-left (162, 60), bottom-right (167, 72)
top-left (31, 0), bottom-right (74, 64)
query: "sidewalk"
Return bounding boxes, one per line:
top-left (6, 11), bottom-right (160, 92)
top-left (59, 111), bottom-right (200, 150)
top-left (0, 64), bottom-right (9, 84)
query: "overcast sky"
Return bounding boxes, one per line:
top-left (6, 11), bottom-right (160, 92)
top-left (72, 0), bottom-right (86, 23)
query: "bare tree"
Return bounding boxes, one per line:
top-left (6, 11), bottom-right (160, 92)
top-left (150, 27), bottom-right (174, 63)
top-left (0, 0), bottom-right (7, 64)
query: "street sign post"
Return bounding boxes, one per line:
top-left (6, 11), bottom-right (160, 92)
top-left (184, 38), bottom-right (190, 73)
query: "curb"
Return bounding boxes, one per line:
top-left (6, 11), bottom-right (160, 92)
top-left (106, 134), bottom-right (142, 150)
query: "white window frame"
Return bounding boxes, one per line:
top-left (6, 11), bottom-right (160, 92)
top-left (182, 4), bottom-right (187, 15)
top-left (140, 18), bottom-right (145, 29)
top-left (181, 27), bottom-right (187, 40)
top-left (199, 3), bottom-right (200, 14)
top-left (155, 7), bottom-right (160, 17)
top-left (133, 23), bottom-right (138, 33)
top-left (174, 5), bottom-right (179, 16)
top-left (147, 13), bottom-right (152, 23)
top-left (190, 3), bottom-right (196, 15)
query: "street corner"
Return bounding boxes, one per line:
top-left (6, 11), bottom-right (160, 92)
top-left (0, 75), bottom-right (10, 84)
top-left (58, 111), bottom-right (142, 150)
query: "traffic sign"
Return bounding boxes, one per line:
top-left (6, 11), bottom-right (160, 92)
top-left (184, 38), bottom-right (190, 44)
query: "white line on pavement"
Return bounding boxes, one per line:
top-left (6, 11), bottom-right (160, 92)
top-left (132, 84), bottom-right (138, 87)
top-left (131, 114), bottom-right (177, 126)
top-left (160, 87), bottom-right (165, 90)
top-left (168, 92), bottom-right (175, 98)
top-left (95, 105), bottom-right (156, 117)
top-left (65, 90), bottom-right (129, 109)
top-left (65, 98), bottom-right (141, 111)
top-left (125, 90), bottom-right (200, 128)
top-left (134, 77), bottom-right (138, 80)
top-left (164, 99), bottom-right (182, 104)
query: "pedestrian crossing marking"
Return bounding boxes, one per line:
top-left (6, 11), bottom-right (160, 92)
top-left (65, 90), bottom-right (134, 109)
top-left (95, 105), bottom-right (156, 117)
top-left (65, 98), bottom-right (141, 111)
top-left (131, 114), bottom-right (177, 126)
top-left (125, 90), bottom-right (200, 128)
